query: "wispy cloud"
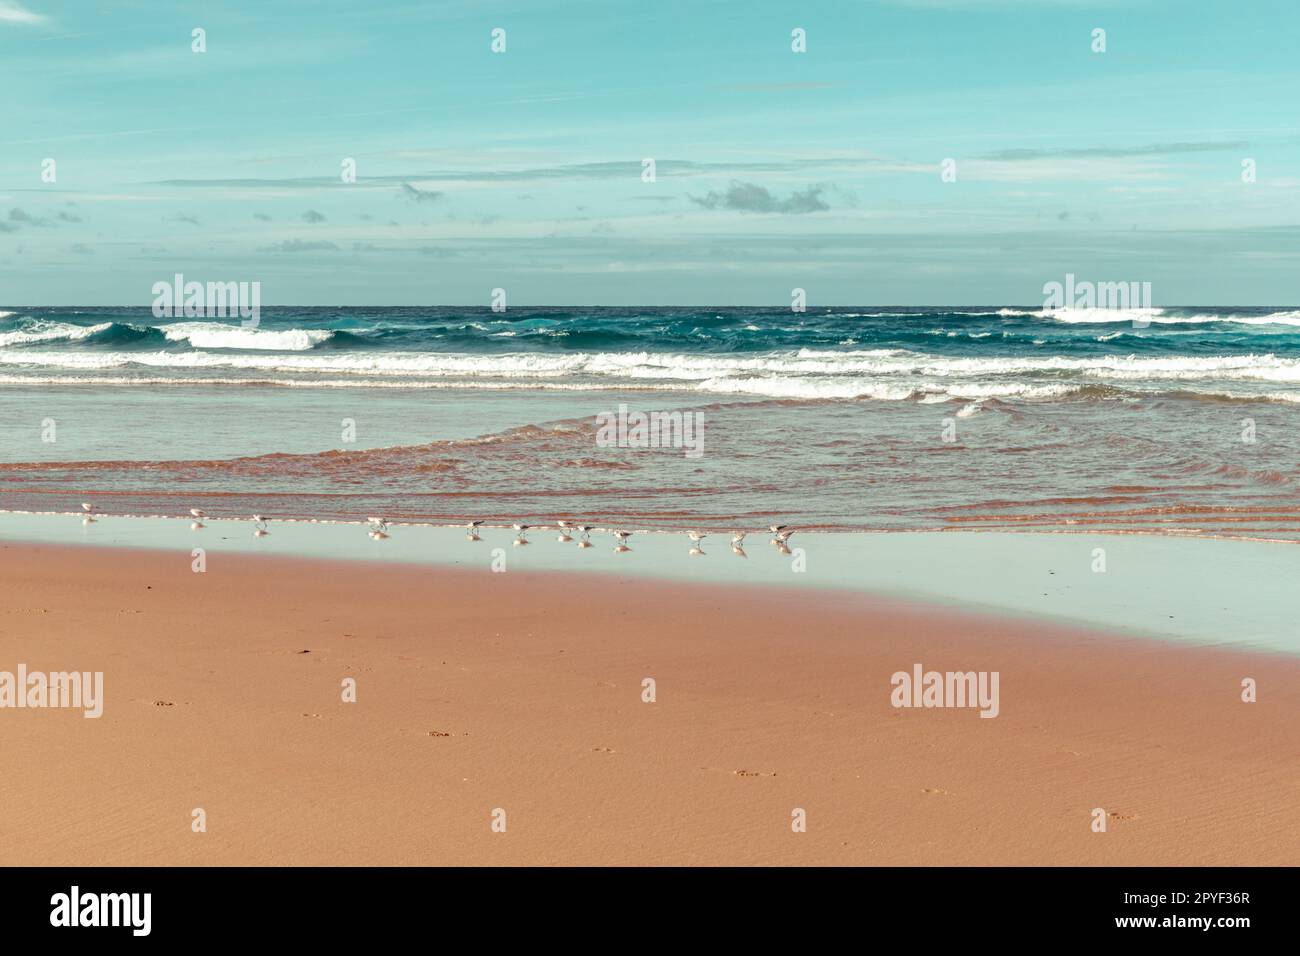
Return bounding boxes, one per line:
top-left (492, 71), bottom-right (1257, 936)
top-left (0, 1), bottom-right (48, 26)
top-left (981, 141), bottom-right (1250, 161)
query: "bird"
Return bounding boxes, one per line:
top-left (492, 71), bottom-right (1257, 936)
top-left (774, 529), bottom-right (795, 544)
top-left (368, 518), bottom-right (389, 540)
top-left (612, 530), bottom-right (632, 545)
top-left (576, 524), bottom-right (595, 535)
top-left (80, 502), bottom-right (97, 524)
top-left (189, 507), bottom-right (206, 529)
top-left (191, 508), bottom-right (206, 518)
top-left (557, 519), bottom-right (572, 530)
top-left (768, 524), bottom-right (788, 536)
top-left (731, 531), bottom-right (747, 547)
top-left (687, 530), bottom-right (707, 544)
top-left (252, 516), bottom-right (269, 537)
top-left (466, 519), bottom-right (483, 541)
top-left (513, 523), bottom-right (530, 533)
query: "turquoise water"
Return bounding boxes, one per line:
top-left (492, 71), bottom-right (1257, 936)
top-left (2, 306), bottom-right (1298, 537)
top-left (4, 512), bottom-right (1296, 656)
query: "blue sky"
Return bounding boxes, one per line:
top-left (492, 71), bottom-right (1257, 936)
top-left (2, 0), bottom-right (1298, 305)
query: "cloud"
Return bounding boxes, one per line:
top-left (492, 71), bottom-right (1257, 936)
top-left (260, 239), bottom-right (339, 253)
top-left (0, 2), bottom-right (48, 26)
top-left (253, 213), bottom-right (272, 221)
top-left (56, 210), bottom-right (81, 222)
top-left (7, 207), bottom-right (51, 227)
top-left (981, 141), bottom-right (1250, 161)
top-left (301, 209), bottom-right (326, 223)
top-left (399, 182), bottom-right (443, 203)
top-left (689, 181), bottom-right (830, 214)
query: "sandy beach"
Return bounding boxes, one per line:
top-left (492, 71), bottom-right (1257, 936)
top-left (1, 541), bottom-right (1295, 867)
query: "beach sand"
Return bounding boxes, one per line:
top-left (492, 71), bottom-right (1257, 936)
top-left (0, 542), bottom-right (1295, 866)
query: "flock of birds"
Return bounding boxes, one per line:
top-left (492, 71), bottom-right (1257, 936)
top-left (77, 502), bottom-right (796, 556)
top-left (460, 518), bottom-right (796, 556)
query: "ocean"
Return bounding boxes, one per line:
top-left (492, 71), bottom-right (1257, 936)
top-left (2, 305), bottom-right (1298, 539)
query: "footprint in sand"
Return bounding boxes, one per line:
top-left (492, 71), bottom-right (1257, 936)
top-left (428, 730), bottom-right (452, 737)
top-left (921, 787), bottom-right (949, 795)
top-left (153, 700), bottom-right (174, 707)
top-left (1107, 810), bottom-right (1138, 822)
top-left (591, 747), bottom-right (616, 753)
top-left (302, 713), bottom-right (321, 719)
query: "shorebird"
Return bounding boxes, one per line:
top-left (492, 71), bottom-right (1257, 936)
top-left (368, 518), bottom-right (389, 540)
top-left (576, 524), bottom-right (594, 535)
top-left (252, 516), bottom-right (269, 537)
top-left (80, 502), bottom-right (97, 523)
top-left (189, 507), bottom-right (206, 529)
top-left (768, 524), bottom-right (788, 536)
top-left (774, 528), bottom-right (795, 544)
top-left (612, 530), bottom-right (632, 545)
top-left (687, 530), bottom-right (707, 545)
top-left (512, 523), bottom-right (530, 533)
top-left (731, 531), bottom-right (747, 547)
top-left (466, 519), bottom-right (483, 532)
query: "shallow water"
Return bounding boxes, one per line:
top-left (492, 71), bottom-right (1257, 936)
top-left (4, 513), bottom-right (1297, 655)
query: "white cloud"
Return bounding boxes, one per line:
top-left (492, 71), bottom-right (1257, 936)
top-left (0, 2), bottom-right (47, 25)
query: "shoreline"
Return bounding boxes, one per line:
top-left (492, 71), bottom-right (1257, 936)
top-left (4, 513), bottom-right (1299, 656)
top-left (1, 542), bottom-right (1296, 866)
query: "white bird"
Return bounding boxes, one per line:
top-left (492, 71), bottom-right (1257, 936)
top-left (81, 502), bottom-right (95, 513)
top-left (513, 523), bottom-right (530, 534)
top-left (731, 531), bottom-right (747, 546)
top-left (191, 508), bottom-right (206, 518)
top-left (774, 529), bottom-right (795, 544)
top-left (252, 516), bottom-right (269, 537)
top-left (768, 524), bottom-right (787, 536)
top-left (612, 530), bottom-right (632, 544)
top-left (687, 530), bottom-right (707, 544)
top-left (557, 519), bottom-right (572, 530)
top-left (368, 518), bottom-right (389, 540)
top-left (576, 524), bottom-right (595, 535)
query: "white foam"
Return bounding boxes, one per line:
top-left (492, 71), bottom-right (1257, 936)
top-left (160, 322), bottom-right (334, 351)
top-left (0, 321), bottom-right (113, 348)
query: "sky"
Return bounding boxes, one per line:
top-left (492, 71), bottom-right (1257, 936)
top-left (1, 0), bottom-right (1298, 305)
